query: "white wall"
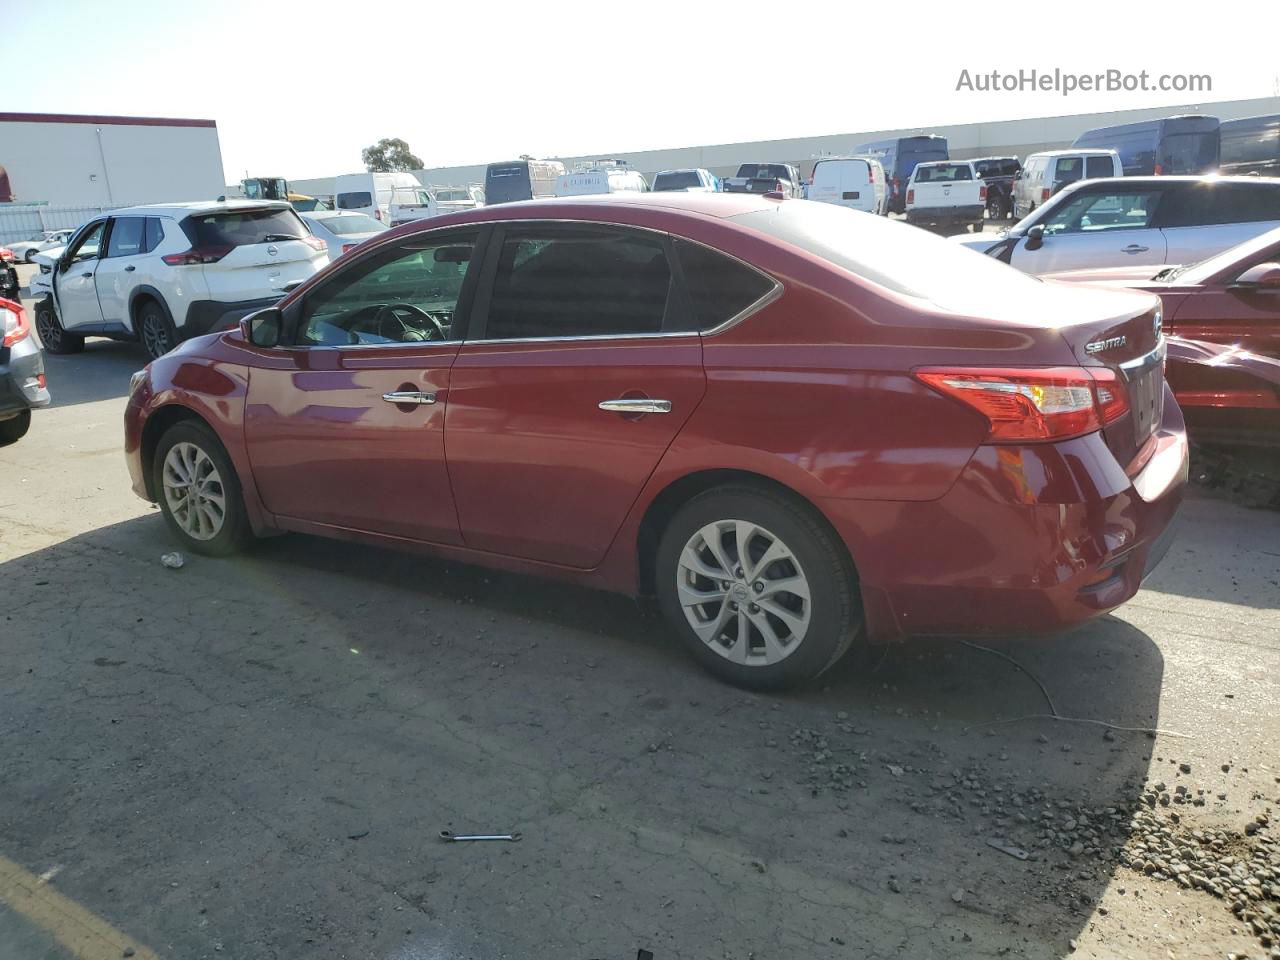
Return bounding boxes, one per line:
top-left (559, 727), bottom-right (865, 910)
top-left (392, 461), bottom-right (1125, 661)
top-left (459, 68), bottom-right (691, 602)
top-left (0, 118), bottom-right (226, 206)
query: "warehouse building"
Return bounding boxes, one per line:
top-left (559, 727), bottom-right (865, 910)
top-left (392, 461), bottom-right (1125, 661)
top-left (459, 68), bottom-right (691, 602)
top-left (0, 112), bottom-right (225, 207)
top-left (288, 95), bottom-right (1280, 197)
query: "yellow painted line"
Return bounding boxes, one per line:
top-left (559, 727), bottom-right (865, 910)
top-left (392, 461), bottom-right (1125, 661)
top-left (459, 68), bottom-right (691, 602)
top-left (0, 853), bottom-right (161, 960)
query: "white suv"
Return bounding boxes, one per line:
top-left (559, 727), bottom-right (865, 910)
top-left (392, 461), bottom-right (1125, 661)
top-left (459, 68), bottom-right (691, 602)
top-left (34, 201), bottom-right (328, 359)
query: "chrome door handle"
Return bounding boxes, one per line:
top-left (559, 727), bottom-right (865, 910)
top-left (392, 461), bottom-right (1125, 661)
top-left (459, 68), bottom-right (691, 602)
top-left (599, 398), bottom-right (672, 415)
top-left (382, 391), bottom-right (436, 405)
top-left (1121, 245), bottom-right (1149, 254)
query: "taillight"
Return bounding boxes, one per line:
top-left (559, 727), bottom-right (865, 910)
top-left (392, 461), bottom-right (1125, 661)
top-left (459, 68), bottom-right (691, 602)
top-left (0, 247), bottom-right (13, 262)
top-left (162, 245), bottom-right (233, 266)
top-left (906, 188), bottom-right (915, 204)
top-left (341, 243), bottom-right (356, 254)
top-left (868, 165), bottom-right (876, 183)
top-left (1041, 188), bottom-right (1051, 201)
top-left (302, 235), bottom-right (326, 252)
top-left (373, 209), bottom-right (383, 221)
top-left (1153, 163), bottom-right (1164, 176)
top-left (1, 300), bottom-right (30, 347)
top-left (979, 184), bottom-right (988, 201)
top-left (915, 366), bottom-right (1127, 442)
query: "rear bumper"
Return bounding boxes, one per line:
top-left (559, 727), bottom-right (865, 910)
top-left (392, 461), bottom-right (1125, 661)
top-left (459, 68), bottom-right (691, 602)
top-left (906, 204), bottom-right (984, 224)
top-left (181, 296), bottom-right (282, 340)
top-left (825, 385), bottom-right (1189, 642)
top-left (0, 337), bottom-right (51, 418)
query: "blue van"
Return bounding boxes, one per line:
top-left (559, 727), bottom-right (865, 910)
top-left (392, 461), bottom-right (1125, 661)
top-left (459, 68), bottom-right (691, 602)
top-left (1218, 114), bottom-right (1280, 177)
top-left (1072, 115), bottom-right (1219, 176)
top-left (851, 136), bottom-right (949, 214)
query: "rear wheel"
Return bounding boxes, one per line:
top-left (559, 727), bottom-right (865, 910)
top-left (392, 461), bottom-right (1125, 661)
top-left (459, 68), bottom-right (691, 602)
top-left (139, 299), bottom-right (176, 359)
top-left (656, 486), bottom-right (861, 690)
top-left (153, 420), bottom-right (250, 556)
top-left (0, 411), bottom-right (31, 446)
top-left (34, 299), bottom-right (84, 354)
top-left (24, 249), bottom-right (38, 264)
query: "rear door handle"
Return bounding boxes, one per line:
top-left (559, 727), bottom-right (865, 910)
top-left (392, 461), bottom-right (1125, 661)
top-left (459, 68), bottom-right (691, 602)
top-left (382, 391), bottom-right (436, 405)
top-left (599, 398), bottom-right (672, 415)
top-left (124, 265), bottom-right (136, 272)
top-left (80, 271), bottom-right (93, 278)
top-left (1121, 244), bottom-right (1149, 254)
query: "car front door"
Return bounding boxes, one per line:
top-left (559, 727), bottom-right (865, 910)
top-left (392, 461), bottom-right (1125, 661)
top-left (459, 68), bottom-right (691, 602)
top-left (1010, 186), bottom-right (1168, 274)
top-left (444, 223), bottom-right (708, 568)
top-left (242, 230), bottom-right (482, 543)
top-left (53, 219), bottom-right (107, 332)
top-left (93, 216), bottom-right (148, 327)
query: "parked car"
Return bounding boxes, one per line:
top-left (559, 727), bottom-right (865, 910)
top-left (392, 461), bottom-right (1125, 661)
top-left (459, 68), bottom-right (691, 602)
top-left (124, 194), bottom-right (1185, 690)
top-left (1218, 114), bottom-right (1280, 178)
top-left (1012, 150), bottom-right (1122, 220)
top-left (806, 157), bottom-right (887, 215)
top-left (484, 159), bottom-right (566, 204)
top-left (1, 298), bottom-right (51, 446)
top-left (955, 176), bottom-right (1280, 275)
top-left (904, 161), bottom-right (986, 232)
top-left (334, 172), bottom-right (435, 225)
top-left (971, 157), bottom-right (1022, 220)
top-left (301, 211), bottom-right (388, 260)
top-left (851, 136), bottom-right (949, 214)
top-left (432, 185), bottom-right (486, 211)
top-left (35, 201), bottom-right (328, 359)
top-left (722, 163), bottom-right (802, 198)
top-left (554, 162), bottom-right (649, 197)
top-left (652, 169), bottom-right (719, 193)
top-left (1073, 114), bottom-right (1220, 177)
top-left (7, 229), bottom-right (75, 264)
top-left (0, 247), bottom-right (19, 301)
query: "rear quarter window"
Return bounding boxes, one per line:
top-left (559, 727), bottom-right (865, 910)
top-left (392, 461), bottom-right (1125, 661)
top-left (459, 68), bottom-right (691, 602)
top-left (673, 238), bottom-right (776, 332)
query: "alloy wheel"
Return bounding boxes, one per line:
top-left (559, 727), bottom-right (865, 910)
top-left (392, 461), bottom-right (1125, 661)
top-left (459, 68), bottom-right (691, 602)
top-left (35, 307), bottom-right (60, 349)
top-left (161, 442), bottom-right (226, 540)
top-left (676, 519), bottom-right (812, 666)
top-left (142, 310), bottom-right (172, 358)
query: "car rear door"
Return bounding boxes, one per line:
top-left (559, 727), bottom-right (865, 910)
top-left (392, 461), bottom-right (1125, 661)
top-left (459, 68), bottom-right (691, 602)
top-left (243, 229), bottom-right (482, 543)
top-left (187, 207), bottom-right (326, 307)
top-left (444, 222), bottom-right (707, 568)
top-left (93, 216), bottom-right (150, 326)
top-left (1009, 185), bottom-right (1168, 274)
top-left (1156, 181), bottom-right (1280, 267)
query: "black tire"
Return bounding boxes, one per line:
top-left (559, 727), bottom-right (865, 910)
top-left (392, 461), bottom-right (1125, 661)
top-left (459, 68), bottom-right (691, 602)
top-left (0, 410), bottom-right (31, 446)
top-left (34, 299), bottom-right (85, 354)
top-left (138, 299), bottom-right (177, 359)
top-left (655, 486), bottom-right (862, 690)
top-left (24, 249), bottom-right (38, 263)
top-left (152, 420), bottom-right (250, 556)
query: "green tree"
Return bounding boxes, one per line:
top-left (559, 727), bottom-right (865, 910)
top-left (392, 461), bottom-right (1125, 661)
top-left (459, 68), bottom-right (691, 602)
top-left (361, 138), bottom-right (424, 172)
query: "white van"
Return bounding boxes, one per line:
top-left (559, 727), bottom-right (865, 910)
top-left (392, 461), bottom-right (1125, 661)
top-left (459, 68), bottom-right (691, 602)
top-left (553, 163), bottom-right (648, 197)
top-left (334, 172), bottom-right (436, 225)
top-left (1012, 150), bottom-right (1122, 220)
top-left (807, 157), bottom-right (888, 215)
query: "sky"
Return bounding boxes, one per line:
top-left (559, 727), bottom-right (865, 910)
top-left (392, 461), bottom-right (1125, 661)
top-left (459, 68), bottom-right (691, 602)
top-left (6, 0), bottom-right (1279, 185)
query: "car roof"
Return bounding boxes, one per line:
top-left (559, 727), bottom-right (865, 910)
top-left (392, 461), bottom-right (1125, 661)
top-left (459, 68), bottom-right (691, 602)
top-left (106, 200), bottom-right (292, 218)
top-left (1028, 149), bottom-right (1119, 157)
top-left (433, 192), bottom-right (780, 224)
top-left (1071, 175), bottom-right (1280, 188)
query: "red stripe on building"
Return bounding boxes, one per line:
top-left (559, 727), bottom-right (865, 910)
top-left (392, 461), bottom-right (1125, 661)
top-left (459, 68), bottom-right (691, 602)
top-left (0, 112), bottom-right (216, 129)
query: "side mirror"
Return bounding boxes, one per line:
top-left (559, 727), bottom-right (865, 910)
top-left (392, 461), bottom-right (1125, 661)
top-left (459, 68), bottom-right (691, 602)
top-left (1233, 262), bottom-right (1280, 289)
top-left (241, 307), bottom-right (282, 347)
top-left (1024, 224), bottom-right (1046, 251)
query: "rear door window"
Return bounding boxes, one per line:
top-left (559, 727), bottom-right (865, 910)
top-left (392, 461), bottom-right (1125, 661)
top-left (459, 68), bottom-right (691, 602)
top-left (336, 192), bottom-right (373, 209)
top-left (1053, 157), bottom-right (1084, 183)
top-left (1155, 183), bottom-right (1280, 227)
top-left (674, 238), bottom-right (775, 332)
top-left (1085, 156), bottom-right (1115, 179)
top-left (481, 226), bottom-right (673, 340)
top-left (105, 217), bottom-right (145, 258)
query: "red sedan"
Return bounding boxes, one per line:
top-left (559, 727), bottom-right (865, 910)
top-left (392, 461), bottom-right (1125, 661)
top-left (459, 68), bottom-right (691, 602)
top-left (124, 194), bottom-right (1187, 688)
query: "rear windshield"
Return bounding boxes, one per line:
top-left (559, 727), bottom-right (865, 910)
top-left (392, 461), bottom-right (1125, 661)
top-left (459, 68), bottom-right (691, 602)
top-left (732, 200), bottom-right (1041, 309)
top-left (738, 165), bottom-right (791, 181)
top-left (913, 164), bottom-right (972, 182)
top-left (336, 192), bottom-right (373, 209)
top-left (974, 159), bottom-right (1020, 177)
top-left (317, 214), bottom-right (385, 236)
top-left (182, 208), bottom-right (308, 248)
top-left (654, 171), bottom-right (702, 191)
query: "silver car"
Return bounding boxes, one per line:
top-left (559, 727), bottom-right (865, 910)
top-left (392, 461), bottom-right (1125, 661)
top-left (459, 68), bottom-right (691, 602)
top-left (301, 211), bottom-right (388, 261)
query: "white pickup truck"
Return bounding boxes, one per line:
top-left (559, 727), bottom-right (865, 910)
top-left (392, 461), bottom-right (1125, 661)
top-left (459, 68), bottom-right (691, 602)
top-left (904, 161), bottom-right (987, 233)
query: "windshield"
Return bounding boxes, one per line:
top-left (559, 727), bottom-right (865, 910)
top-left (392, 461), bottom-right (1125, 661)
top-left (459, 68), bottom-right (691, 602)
top-left (654, 171), bottom-right (702, 190)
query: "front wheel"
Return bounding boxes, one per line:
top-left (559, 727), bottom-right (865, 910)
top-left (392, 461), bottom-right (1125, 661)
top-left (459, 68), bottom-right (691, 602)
top-left (153, 420), bottom-right (250, 556)
top-left (0, 411), bottom-right (31, 446)
top-left (656, 486), bottom-right (862, 690)
top-left (35, 299), bottom-right (85, 354)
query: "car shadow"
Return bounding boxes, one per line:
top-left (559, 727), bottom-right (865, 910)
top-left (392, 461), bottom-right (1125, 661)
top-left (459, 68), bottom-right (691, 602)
top-left (40, 339), bottom-right (142, 407)
top-left (0, 515), bottom-right (1164, 960)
